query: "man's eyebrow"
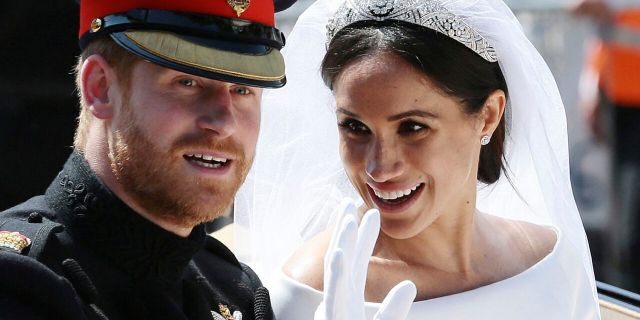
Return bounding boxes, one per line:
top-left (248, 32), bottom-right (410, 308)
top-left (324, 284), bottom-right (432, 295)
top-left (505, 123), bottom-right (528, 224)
top-left (387, 110), bottom-right (437, 121)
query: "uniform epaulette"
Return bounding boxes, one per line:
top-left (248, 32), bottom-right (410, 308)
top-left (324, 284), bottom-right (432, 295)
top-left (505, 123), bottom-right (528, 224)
top-left (0, 199), bottom-right (64, 259)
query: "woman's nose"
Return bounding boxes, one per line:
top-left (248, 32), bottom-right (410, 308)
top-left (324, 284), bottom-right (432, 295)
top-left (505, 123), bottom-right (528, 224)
top-left (365, 139), bottom-right (404, 182)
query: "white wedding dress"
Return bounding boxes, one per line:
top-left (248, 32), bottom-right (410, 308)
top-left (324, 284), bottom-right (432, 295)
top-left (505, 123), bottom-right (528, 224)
top-left (269, 227), bottom-right (599, 319)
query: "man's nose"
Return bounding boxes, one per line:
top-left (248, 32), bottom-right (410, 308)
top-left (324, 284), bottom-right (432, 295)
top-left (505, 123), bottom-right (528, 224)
top-left (196, 85), bottom-right (237, 139)
top-left (365, 138), bottom-right (404, 182)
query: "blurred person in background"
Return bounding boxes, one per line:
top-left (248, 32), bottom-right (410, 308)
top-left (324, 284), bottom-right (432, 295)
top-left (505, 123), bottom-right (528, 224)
top-left (572, 0), bottom-right (640, 292)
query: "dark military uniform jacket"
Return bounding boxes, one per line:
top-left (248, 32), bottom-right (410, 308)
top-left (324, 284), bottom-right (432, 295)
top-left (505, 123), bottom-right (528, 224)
top-left (0, 152), bottom-right (274, 320)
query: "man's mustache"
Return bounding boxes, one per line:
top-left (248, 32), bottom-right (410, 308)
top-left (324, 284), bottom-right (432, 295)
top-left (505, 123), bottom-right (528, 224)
top-left (172, 133), bottom-right (244, 160)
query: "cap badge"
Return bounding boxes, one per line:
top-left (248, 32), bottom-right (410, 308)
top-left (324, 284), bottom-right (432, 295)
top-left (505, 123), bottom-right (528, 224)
top-left (0, 231), bottom-right (32, 253)
top-left (90, 18), bottom-right (103, 33)
top-left (227, 0), bottom-right (251, 17)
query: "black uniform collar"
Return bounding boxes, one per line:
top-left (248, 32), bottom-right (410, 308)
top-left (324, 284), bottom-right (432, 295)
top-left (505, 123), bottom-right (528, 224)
top-left (45, 151), bottom-right (206, 285)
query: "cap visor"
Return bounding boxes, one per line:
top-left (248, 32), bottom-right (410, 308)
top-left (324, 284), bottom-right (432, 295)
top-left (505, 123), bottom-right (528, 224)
top-left (111, 30), bottom-right (286, 88)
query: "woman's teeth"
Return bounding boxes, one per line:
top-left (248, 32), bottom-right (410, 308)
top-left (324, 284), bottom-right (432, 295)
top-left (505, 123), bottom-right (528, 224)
top-left (373, 183), bottom-right (422, 200)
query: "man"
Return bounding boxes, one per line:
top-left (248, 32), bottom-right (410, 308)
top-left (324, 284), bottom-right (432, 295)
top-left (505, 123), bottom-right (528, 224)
top-left (0, 0), bottom-right (294, 318)
top-left (573, 0), bottom-right (640, 292)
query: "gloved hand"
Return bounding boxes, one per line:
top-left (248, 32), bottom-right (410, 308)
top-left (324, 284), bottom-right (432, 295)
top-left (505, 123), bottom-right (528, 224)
top-left (314, 199), bottom-right (417, 320)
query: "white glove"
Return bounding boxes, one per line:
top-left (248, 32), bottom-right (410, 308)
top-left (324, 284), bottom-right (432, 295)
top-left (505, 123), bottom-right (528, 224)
top-left (314, 199), bottom-right (417, 320)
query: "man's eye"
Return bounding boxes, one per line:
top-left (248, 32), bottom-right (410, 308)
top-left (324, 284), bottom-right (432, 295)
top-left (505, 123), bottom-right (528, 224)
top-left (338, 119), bottom-right (370, 134)
top-left (179, 79), bottom-right (197, 87)
top-left (232, 87), bottom-right (251, 95)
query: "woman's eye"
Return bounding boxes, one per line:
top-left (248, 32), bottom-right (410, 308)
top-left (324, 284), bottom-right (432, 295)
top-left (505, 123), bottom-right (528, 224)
top-left (178, 79), bottom-right (197, 87)
top-left (399, 121), bottom-right (427, 134)
top-left (339, 119), bottom-right (370, 134)
top-left (232, 87), bottom-right (251, 95)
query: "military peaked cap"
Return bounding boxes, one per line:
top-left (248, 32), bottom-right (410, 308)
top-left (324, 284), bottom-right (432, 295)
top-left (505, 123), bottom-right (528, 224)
top-left (78, 0), bottom-right (297, 88)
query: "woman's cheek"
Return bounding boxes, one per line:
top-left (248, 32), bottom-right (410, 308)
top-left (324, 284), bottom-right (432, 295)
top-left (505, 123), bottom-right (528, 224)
top-left (340, 139), bottom-right (366, 170)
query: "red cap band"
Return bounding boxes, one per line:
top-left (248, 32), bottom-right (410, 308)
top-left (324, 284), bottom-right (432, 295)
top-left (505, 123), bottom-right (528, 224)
top-left (79, 0), bottom-right (276, 38)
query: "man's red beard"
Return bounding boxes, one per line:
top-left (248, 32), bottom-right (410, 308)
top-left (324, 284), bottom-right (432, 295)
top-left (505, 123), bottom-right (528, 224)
top-left (109, 104), bottom-right (252, 229)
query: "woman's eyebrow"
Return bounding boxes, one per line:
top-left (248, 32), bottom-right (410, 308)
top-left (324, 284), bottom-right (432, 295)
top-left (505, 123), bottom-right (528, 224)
top-left (336, 107), bottom-right (360, 118)
top-left (387, 110), bottom-right (437, 121)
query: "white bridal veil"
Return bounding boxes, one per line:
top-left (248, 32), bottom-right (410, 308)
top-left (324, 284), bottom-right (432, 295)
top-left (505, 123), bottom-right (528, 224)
top-left (234, 0), bottom-right (599, 309)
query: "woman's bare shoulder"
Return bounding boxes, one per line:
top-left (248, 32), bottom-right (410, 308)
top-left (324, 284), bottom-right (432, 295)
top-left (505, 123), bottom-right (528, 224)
top-left (489, 214), bottom-right (558, 265)
top-left (282, 228), bottom-right (334, 292)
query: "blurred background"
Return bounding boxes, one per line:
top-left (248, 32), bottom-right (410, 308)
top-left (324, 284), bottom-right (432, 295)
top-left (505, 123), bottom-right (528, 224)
top-left (1, 0), bottom-right (638, 293)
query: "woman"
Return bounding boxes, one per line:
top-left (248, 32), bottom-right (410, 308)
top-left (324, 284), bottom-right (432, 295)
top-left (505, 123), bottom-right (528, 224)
top-left (234, 0), bottom-right (601, 318)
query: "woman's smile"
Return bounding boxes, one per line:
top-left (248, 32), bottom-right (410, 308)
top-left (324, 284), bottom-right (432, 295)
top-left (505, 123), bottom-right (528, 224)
top-left (367, 182), bottom-right (425, 214)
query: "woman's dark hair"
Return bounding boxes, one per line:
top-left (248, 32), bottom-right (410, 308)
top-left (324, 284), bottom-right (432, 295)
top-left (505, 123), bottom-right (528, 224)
top-left (321, 21), bottom-right (509, 184)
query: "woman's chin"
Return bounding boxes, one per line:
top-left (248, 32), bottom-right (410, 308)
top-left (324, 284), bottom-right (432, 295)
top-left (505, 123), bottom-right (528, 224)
top-left (379, 221), bottom-right (420, 240)
top-left (376, 210), bottom-right (430, 240)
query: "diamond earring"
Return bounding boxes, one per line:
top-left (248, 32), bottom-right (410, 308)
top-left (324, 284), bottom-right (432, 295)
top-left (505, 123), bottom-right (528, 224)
top-left (480, 135), bottom-right (491, 146)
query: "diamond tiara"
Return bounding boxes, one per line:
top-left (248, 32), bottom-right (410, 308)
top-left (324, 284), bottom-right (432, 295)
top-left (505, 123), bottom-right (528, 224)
top-left (327, 0), bottom-right (499, 62)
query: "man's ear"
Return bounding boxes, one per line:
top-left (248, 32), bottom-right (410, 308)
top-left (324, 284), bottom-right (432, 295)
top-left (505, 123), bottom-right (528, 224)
top-left (479, 89), bottom-right (506, 137)
top-left (80, 55), bottom-right (116, 120)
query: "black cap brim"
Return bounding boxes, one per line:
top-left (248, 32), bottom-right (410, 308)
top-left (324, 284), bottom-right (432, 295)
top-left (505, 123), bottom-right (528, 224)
top-left (111, 30), bottom-right (286, 88)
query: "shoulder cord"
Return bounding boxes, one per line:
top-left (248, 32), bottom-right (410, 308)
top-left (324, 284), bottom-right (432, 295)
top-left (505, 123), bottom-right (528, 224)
top-left (61, 258), bottom-right (109, 320)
